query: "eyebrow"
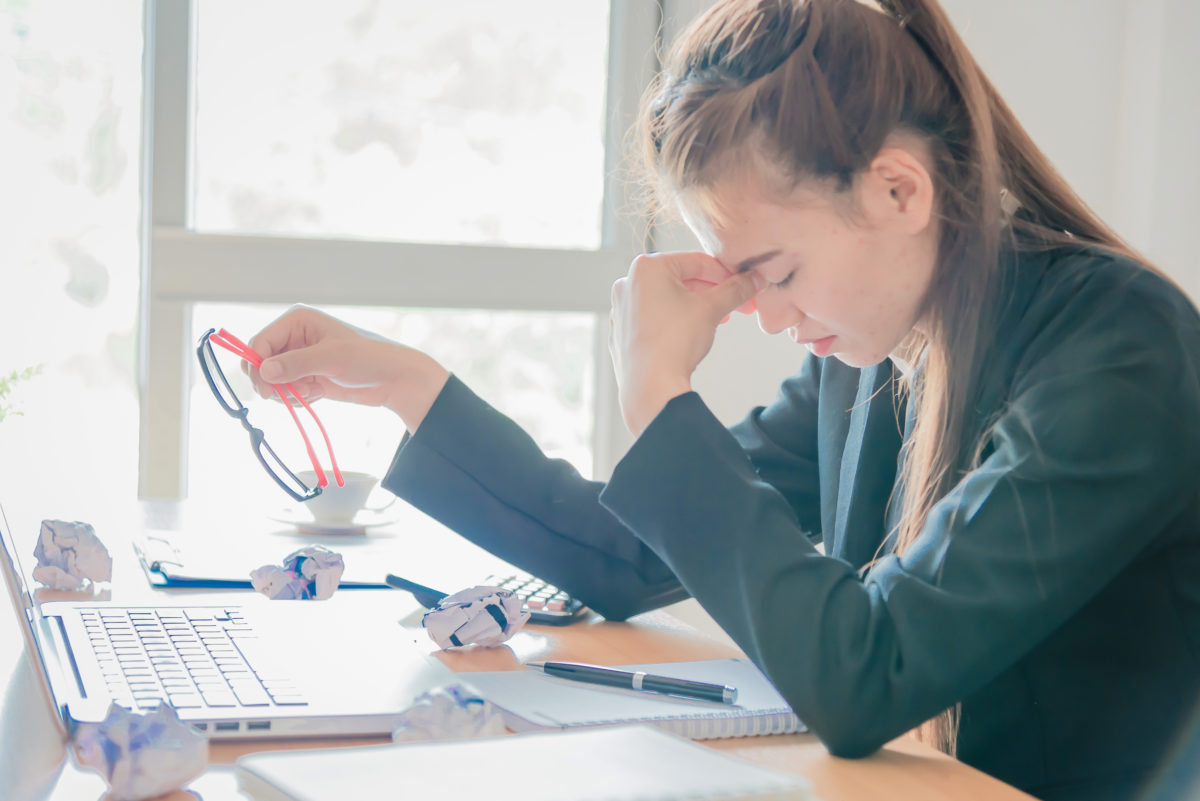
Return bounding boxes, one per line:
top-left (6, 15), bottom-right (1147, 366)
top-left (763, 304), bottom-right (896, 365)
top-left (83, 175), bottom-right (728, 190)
top-left (736, 250), bottom-right (782, 274)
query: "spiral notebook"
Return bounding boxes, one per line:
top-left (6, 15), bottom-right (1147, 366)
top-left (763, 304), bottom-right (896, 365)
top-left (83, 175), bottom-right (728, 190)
top-left (463, 658), bottom-right (805, 739)
top-left (237, 724), bottom-right (816, 801)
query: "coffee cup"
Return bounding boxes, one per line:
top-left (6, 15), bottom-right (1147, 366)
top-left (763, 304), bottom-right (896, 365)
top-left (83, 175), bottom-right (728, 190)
top-left (295, 470), bottom-right (394, 525)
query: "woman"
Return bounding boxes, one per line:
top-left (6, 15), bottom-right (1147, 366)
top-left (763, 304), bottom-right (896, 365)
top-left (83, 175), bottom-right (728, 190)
top-left (244, 1), bottom-right (1200, 798)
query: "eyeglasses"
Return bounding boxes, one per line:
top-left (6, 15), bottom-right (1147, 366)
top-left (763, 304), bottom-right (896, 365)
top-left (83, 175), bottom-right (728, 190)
top-left (196, 328), bottom-right (343, 502)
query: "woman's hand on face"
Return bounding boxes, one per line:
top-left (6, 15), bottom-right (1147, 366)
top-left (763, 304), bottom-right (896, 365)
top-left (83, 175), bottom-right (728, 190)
top-left (609, 252), bottom-right (765, 435)
top-left (245, 305), bottom-right (450, 432)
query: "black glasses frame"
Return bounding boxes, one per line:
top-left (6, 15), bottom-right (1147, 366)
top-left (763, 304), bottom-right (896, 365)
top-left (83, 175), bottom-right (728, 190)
top-left (195, 328), bottom-right (322, 503)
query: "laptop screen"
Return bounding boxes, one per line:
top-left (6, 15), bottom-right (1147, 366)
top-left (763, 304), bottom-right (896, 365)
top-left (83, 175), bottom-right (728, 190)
top-left (0, 504), bottom-right (67, 731)
top-left (0, 504), bottom-right (39, 647)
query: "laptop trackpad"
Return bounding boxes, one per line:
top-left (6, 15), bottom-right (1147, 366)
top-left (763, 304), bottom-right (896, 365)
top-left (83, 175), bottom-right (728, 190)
top-left (247, 600), bottom-right (455, 715)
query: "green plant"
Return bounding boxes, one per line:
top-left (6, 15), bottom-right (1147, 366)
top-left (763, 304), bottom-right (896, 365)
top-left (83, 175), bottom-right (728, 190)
top-left (0, 365), bottom-right (42, 423)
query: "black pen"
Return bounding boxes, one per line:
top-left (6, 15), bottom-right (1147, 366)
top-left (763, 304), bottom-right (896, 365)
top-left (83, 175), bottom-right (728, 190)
top-left (526, 660), bottom-right (737, 704)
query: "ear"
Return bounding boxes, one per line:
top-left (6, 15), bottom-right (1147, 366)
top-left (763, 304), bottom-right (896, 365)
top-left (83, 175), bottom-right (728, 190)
top-left (862, 147), bottom-right (934, 235)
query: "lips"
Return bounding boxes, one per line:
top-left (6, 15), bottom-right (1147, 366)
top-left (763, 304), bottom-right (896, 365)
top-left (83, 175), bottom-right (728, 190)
top-left (808, 335), bottom-right (836, 357)
top-left (789, 328), bottom-right (836, 357)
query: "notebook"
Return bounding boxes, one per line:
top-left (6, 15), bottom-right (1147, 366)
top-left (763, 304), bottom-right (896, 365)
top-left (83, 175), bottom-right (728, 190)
top-left (236, 724), bottom-right (816, 801)
top-left (463, 657), bottom-right (806, 739)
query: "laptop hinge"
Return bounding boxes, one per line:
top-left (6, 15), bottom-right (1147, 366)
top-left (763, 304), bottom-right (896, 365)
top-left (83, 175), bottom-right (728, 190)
top-left (38, 614), bottom-right (87, 703)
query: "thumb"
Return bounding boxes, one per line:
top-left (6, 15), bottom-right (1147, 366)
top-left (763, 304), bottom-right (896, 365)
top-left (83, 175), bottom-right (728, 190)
top-left (707, 271), bottom-right (766, 321)
top-left (259, 347), bottom-right (323, 384)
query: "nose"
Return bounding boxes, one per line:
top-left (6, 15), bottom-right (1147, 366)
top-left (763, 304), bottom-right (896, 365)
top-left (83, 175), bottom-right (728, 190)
top-left (755, 293), bottom-right (803, 336)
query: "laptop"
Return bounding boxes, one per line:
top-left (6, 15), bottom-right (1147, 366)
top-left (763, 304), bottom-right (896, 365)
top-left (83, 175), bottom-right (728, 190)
top-left (0, 502), bottom-right (457, 740)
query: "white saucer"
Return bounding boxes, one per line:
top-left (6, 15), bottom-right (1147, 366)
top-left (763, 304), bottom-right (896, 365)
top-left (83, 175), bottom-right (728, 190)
top-left (268, 506), bottom-right (401, 535)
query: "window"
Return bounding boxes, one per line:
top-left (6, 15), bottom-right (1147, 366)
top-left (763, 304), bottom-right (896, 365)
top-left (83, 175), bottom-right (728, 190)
top-left (0, 1), bottom-right (143, 517)
top-left (142, 1), bottom-right (659, 501)
top-left (193, 1), bottom-right (609, 249)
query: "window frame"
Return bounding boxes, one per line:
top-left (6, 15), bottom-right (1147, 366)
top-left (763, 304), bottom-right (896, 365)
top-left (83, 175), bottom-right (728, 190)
top-left (137, 0), bottom-right (661, 497)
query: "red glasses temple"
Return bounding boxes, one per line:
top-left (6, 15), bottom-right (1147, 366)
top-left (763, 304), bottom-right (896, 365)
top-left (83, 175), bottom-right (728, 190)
top-left (210, 328), bottom-right (344, 489)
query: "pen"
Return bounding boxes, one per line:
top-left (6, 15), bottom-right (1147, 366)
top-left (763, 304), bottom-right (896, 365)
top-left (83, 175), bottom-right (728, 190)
top-left (526, 660), bottom-right (737, 705)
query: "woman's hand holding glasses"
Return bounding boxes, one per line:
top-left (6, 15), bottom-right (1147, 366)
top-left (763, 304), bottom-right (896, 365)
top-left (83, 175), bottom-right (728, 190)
top-left (246, 305), bottom-right (452, 433)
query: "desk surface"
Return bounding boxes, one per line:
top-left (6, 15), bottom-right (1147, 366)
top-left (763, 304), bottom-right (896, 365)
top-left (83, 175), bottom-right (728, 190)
top-left (0, 500), bottom-right (1035, 801)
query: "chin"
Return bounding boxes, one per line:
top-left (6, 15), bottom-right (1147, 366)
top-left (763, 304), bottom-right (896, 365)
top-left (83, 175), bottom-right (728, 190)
top-left (831, 350), bottom-right (890, 369)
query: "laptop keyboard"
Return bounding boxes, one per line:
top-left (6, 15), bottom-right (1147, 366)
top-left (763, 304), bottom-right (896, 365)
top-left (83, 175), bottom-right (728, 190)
top-left (79, 607), bottom-right (307, 712)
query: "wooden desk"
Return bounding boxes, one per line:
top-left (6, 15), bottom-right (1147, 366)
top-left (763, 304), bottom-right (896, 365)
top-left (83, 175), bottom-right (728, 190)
top-left (0, 501), bottom-right (1035, 801)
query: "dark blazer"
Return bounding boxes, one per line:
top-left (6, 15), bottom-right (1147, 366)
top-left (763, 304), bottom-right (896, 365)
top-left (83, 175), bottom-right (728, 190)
top-left (383, 247), bottom-right (1200, 801)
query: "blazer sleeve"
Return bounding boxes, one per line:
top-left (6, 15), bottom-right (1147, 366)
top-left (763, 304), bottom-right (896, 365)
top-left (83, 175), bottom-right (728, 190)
top-left (598, 276), bottom-right (1200, 757)
top-left (382, 359), bottom-right (828, 622)
top-left (381, 375), bottom-right (688, 621)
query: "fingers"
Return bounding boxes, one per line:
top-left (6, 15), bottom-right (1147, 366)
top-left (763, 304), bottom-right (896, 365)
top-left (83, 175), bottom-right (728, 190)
top-left (630, 251), bottom-right (730, 286)
top-left (258, 342), bottom-right (337, 386)
top-left (610, 275), bottom-right (627, 307)
top-left (736, 297), bottom-right (758, 316)
top-left (247, 304), bottom-right (324, 361)
top-left (670, 251), bottom-right (733, 285)
top-left (707, 270), bottom-right (766, 321)
top-left (243, 305), bottom-right (337, 399)
top-left (675, 265), bottom-right (766, 325)
top-left (684, 275), bottom-right (754, 321)
top-left (618, 251), bottom-right (765, 327)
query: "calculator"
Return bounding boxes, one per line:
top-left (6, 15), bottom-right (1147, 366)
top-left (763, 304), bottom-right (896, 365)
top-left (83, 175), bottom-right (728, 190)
top-left (385, 570), bottom-right (589, 626)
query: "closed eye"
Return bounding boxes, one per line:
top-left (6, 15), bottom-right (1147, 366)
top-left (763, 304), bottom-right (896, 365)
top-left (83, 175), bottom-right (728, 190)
top-left (772, 271), bottom-right (796, 289)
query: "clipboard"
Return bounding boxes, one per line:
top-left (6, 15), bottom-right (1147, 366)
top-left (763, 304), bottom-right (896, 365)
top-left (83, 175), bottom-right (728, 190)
top-left (133, 532), bottom-right (390, 589)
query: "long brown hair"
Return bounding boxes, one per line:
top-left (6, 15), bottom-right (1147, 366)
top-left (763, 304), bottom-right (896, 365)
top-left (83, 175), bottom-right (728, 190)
top-left (635, 0), bottom-right (1147, 754)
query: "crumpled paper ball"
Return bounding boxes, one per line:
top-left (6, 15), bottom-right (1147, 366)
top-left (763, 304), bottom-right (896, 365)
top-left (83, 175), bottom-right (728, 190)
top-left (250, 545), bottom-right (344, 600)
top-left (75, 703), bottom-right (208, 801)
top-left (391, 683), bottom-right (509, 742)
top-left (422, 585), bottom-right (530, 649)
top-left (32, 519), bottom-right (113, 590)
